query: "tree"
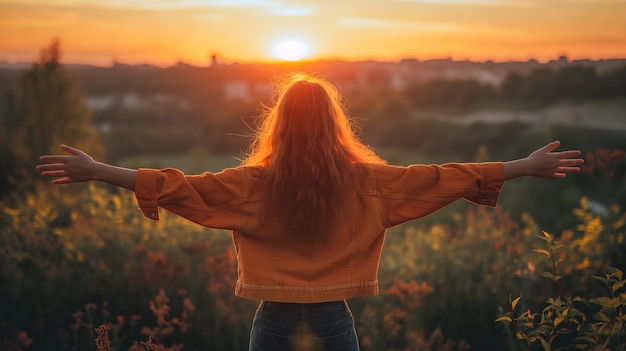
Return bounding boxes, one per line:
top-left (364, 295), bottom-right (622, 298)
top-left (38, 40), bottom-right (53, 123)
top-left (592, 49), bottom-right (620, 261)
top-left (0, 38), bottom-right (101, 198)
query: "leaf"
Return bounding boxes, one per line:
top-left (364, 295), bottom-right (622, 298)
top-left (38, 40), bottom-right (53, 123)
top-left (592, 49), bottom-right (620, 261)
top-left (512, 296), bottom-right (522, 311)
top-left (533, 249), bottom-right (551, 257)
top-left (611, 280), bottom-right (625, 294)
top-left (542, 231), bottom-right (552, 240)
top-left (572, 297), bottom-right (589, 304)
top-left (496, 316), bottom-right (513, 323)
top-left (537, 235), bottom-right (549, 242)
top-left (574, 335), bottom-right (597, 345)
top-left (573, 339), bottom-right (596, 350)
top-left (541, 337), bottom-right (551, 351)
top-left (592, 311), bottom-right (611, 322)
top-left (590, 297), bottom-right (620, 309)
top-left (554, 316), bottom-right (564, 327)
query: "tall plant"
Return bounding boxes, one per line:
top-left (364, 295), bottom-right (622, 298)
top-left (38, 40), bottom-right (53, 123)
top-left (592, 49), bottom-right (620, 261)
top-left (498, 231), bottom-right (626, 351)
top-left (0, 38), bottom-right (101, 198)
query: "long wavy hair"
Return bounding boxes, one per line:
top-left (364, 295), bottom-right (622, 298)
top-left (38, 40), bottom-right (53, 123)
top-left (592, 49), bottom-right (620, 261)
top-left (244, 73), bottom-right (384, 239)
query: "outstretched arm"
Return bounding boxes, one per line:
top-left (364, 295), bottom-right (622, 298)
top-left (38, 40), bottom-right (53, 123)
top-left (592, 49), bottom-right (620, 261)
top-left (503, 141), bottom-right (583, 180)
top-left (37, 144), bottom-right (137, 191)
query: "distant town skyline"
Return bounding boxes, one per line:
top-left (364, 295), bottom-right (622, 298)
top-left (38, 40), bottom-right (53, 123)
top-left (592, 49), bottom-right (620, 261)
top-left (1, 0), bottom-right (626, 66)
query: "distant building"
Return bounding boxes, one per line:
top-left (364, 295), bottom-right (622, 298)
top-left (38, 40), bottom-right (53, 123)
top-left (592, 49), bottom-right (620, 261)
top-left (86, 96), bottom-right (115, 111)
top-left (210, 53), bottom-right (219, 67)
top-left (224, 80), bottom-right (251, 102)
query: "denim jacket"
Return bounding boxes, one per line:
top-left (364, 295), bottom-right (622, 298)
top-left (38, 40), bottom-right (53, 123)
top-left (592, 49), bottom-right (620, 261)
top-left (135, 162), bottom-right (503, 303)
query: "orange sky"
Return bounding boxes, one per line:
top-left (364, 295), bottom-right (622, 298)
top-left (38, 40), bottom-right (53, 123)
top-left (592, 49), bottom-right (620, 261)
top-left (1, 0), bottom-right (626, 66)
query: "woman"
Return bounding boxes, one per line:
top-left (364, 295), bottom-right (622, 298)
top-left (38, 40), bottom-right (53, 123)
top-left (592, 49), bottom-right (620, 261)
top-left (37, 73), bottom-right (583, 351)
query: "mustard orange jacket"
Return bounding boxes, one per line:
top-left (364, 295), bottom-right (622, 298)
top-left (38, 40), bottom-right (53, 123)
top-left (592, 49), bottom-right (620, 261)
top-left (135, 162), bottom-right (504, 303)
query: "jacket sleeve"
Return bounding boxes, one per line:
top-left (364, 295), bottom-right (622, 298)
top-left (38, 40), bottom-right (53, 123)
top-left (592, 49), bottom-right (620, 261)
top-left (373, 162), bottom-right (504, 228)
top-left (134, 167), bottom-right (246, 230)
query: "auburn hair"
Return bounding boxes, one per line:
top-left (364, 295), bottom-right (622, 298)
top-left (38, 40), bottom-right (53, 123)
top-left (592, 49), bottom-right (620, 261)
top-left (244, 73), bottom-right (384, 239)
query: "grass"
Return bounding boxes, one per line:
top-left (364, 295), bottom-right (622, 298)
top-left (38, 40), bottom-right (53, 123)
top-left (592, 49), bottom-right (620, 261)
top-left (118, 150), bottom-right (241, 174)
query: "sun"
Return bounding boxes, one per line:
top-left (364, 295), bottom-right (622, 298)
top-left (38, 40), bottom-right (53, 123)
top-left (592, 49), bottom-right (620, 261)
top-left (272, 39), bottom-right (310, 61)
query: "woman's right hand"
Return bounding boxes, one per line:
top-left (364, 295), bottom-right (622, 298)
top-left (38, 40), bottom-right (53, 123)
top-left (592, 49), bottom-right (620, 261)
top-left (503, 141), bottom-right (584, 180)
top-left (525, 141), bottom-right (583, 178)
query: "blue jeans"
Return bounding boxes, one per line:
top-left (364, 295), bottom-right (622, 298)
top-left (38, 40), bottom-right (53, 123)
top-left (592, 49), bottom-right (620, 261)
top-left (248, 300), bottom-right (360, 351)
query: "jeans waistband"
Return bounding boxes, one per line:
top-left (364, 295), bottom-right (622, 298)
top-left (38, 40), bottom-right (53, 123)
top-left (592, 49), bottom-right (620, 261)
top-left (261, 300), bottom-right (348, 314)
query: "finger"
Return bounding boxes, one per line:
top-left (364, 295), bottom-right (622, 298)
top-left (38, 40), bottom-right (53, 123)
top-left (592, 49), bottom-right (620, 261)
top-left (541, 140), bottom-right (561, 153)
top-left (41, 170), bottom-right (68, 178)
top-left (60, 144), bottom-right (87, 157)
top-left (550, 172), bottom-right (567, 178)
top-left (51, 177), bottom-right (75, 185)
top-left (556, 166), bottom-right (581, 174)
top-left (39, 155), bottom-right (73, 163)
top-left (558, 159), bottom-right (584, 167)
top-left (36, 163), bottom-right (65, 171)
top-left (552, 150), bottom-right (582, 158)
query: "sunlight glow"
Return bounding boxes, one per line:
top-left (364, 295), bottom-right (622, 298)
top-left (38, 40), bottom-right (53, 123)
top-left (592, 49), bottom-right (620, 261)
top-left (1, 0), bottom-right (625, 64)
top-left (272, 39), bottom-right (310, 61)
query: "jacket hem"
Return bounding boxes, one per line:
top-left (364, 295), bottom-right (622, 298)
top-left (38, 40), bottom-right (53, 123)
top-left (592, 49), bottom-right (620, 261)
top-left (234, 280), bottom-right (379, 303)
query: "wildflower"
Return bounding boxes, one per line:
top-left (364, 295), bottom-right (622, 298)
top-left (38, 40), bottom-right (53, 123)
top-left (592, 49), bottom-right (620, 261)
top-left (116, 315), bottom-right (126, 328)
top-left (94, 325), bottom-right (111, 351)
top-left (183, 297), bottom-right (196, 313)
top-left (18, 331), bottom-right (33, 348)
top-left (71, 310), bottom-right (88, 330)
top-left (141, 326), bottom-right (154, 338)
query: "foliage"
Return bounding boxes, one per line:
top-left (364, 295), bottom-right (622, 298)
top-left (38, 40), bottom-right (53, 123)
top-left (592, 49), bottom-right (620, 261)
top-left (0, 184), bottom-right (256, 351)
top-left (0, 39), bottom-right (101, 199)
top-left (580, 148), bottom-right (626, 210)
top-left (404, 78), bottom-right (497, 112)
top-left (496, 179), bottom-right (626, 351)
top-left (498, 64), bottom-right (623, 108)
top-left (362, 206), bottom-right (537, 350)
top-left (5, 56), bottom-right (625, 162)
top-left (497, 231), bottom-right (626, 351)
top-left (2, 178), bottom-right (626, 350)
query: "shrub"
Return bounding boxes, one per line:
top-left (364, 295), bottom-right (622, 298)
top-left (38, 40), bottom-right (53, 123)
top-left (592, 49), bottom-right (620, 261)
top-left (498, 231), bottom-right (626, 350)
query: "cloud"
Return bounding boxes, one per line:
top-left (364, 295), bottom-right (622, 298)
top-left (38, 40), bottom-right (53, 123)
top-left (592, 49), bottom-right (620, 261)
top-left (391, 0), bottom-right (538, 7)
top-left (3, 0), bottom-right (282, 10)
top-left (191, 0), bottom-right (279, 8)
top-left (261, 7), bottom-right (314, 16)
top-left (339, 17), bottom-right (461, 33)
top-left (338, 17), bottom-right (394, 28)
top-left (393, 0), bottom-right (502, 4)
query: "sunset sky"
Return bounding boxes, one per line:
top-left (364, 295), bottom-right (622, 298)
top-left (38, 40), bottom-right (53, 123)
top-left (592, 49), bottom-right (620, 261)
top-left (1, 0), bottom-right (626, 66)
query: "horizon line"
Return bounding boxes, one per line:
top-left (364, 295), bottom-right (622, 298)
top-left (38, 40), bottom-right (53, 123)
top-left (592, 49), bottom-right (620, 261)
top-left (2, 54), bottom-right (626, 69)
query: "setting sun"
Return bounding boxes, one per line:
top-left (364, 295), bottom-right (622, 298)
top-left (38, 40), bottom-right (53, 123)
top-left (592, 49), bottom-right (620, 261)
top-left (272, 39), bottom-right (310, 61)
